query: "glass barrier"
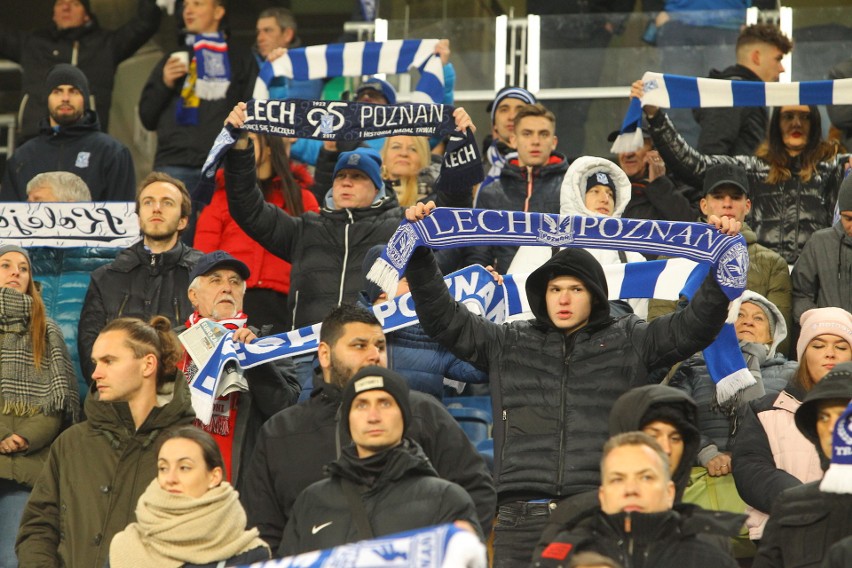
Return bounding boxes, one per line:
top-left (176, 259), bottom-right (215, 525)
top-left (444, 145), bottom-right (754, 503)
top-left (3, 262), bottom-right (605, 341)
top-left (789, 7), bottom-right (852, 82)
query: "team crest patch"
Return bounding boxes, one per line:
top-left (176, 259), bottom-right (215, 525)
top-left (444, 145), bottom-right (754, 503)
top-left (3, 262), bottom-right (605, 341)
top-left (596, 172), bottom-right (609, 185)
top-left (537, 214), bottom-right (574, 247)
top-left (75, 152), bottom-right (91, 168)
top-left (348, 153), bottom-right (361, 166)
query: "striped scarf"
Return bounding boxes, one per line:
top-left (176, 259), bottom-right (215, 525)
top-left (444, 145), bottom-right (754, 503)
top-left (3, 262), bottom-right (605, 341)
top-left (611, 72), bottom-right (852, 153)
top-left (253, 39), bottom-right (444, 103)
top-left (176, 33), bottom-right (231, 126)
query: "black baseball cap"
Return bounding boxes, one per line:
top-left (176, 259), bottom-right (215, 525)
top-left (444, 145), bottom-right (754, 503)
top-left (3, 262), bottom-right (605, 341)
top-left (189, 250), bottom-right (250, 282)
top-left (703, 163), bottom-right (750, 197)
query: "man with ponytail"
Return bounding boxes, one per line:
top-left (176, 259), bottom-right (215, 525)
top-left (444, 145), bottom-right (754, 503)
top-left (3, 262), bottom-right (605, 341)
top-left (16, 316), bottom-right (195, 568)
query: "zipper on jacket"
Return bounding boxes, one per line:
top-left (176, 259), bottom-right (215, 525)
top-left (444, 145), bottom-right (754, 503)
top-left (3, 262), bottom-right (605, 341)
top-left (71, 41), bottom-right (79, 66)
top-left (524, 166), bottom-right (534, 212)
top-left (500, 409), bottom-right (508, 467)
top-left (290, 290), bottom-right (299, 330)
top-left (555, 335), bottom-right (575, 493)
top-left (338, 209), bottom-right (354, 305)
top-left (173, 297), bottom-right (180, 324)
top-left (117, 293), bottom-right (130, 317)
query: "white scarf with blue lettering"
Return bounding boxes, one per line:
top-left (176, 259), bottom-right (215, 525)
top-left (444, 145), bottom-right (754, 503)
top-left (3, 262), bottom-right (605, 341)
top-left (611, 72), bottom-right (852, 153)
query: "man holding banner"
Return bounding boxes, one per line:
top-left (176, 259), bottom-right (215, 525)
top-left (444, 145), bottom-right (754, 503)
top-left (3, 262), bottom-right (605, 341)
top-left (400, 202), bottom-right (741, 566)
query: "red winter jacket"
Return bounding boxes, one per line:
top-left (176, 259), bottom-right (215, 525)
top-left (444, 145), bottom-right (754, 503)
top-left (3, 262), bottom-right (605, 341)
top-left (195, 165), bottom-right (319, 295)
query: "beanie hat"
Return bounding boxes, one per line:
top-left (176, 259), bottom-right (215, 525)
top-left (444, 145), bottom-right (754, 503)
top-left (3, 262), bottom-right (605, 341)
top-left (362, 245), bottom-right (386, 304)
top-left (356, 76), bottom-right (397, 105)
top-left (640, 404), bottom-right (699, 443)
top-left (333, 148), bottom-right (384, 194)
top-left (837, 175), bottom-right (852, 214)
top-left (487, 86), bottom-right (536, 124)
top-left (0, 244), bottom-right (31, 266)
top-left (586, 171), bottom-right (616, 194)
top-left (45, 64), bottom-right (91, 110)
top-left (341, 366), bottom-right (412, 438)
top-left (797, 307), bottom-right (852, 361)
top-left (795, 362), bottom-right (852, 462)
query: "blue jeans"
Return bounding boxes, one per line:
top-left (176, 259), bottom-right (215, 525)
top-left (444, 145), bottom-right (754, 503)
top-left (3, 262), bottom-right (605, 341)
top-left (0, 479), bottom-right (30, 568)
top-left (492, 500), bottom-right (556, 567)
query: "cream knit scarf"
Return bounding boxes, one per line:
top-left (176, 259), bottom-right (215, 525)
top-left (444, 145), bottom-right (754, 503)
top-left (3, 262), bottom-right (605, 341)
top-left (109, 480), bottom-right (268, 568)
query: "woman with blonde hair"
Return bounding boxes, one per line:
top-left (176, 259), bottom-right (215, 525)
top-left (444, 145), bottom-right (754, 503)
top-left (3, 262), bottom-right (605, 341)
top-left (0, 244), bottom-right (79, 567)
top-left (109, 426), bottom-right (269, 567)
top-left (380, 135), bottom-right (435, 206)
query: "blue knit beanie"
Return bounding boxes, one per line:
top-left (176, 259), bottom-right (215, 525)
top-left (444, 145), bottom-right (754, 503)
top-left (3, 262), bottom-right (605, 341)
top-left (333, 148), bottom-right (384, 191)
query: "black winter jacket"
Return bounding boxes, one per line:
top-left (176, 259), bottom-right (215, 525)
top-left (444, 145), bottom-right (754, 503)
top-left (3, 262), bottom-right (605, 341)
top-left (471, 153), bottom-right (570, 273)
top-left (754, 482), bottom-right (852, 568)
top-left (405, 247), bottom-right (731, 503)
top-left (532, 507), bottom-right (741, 568)
top-left (0, 0), bottom-right (160, 142)
top-left (791, 222), bottom-right (852, 323)
top-left (649, 110), bottom-right (848, 264)
top-left (693, 65), bottom-right (769, 157)
top-left (240, 375), bottom-right (496, 553)
top-left (621, 173), bottom-right (702, 225)
top-left (0, 111), bottom-right (135, 202)
top-left (224, 145), bottom-right (406, 329)
top-left (138, 47), bottom-right (255, 169)
top-left (77, 241), bottom-right (202, 382)
top-left (281, 440), bottom-right (482, 556)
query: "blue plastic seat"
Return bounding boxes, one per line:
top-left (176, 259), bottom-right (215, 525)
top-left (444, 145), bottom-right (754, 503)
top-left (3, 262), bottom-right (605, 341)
top-left (448, 406), bottom-right (491, 445)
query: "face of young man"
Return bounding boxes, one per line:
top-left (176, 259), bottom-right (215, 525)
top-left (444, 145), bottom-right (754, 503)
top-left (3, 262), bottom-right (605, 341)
top-left (189, 269), bottom-right (245, 320)
top-left (492, 97), bottom-right (528, 146)
top-left (641, 420), bottom-right (684, 475)
top-left (53, 0), bottom-right (90, 30)
top-left (585, 185), bottom-right (615, 216)
top-left (752, 43), bottom-right (786, 83)
top-left (700, 185), bottom-right (751, 223)
top-left (331, 169), bottom-right (379, 209)
top-left (318, 322), bottom-right (388, 389)
top-left (255, 16), bottom-right (292, 58)
top-left (137, 181), bottom-right (188, 246)
top-left (348, 390), bottom-right (404, 457)
top-left (48, 85), bottom-right (85, 127)
top-left (511, 115), bottom-right (557, 168)
top-left (545, 275), bottom-right (592, 334)
top-left (182, 0), bottom-right (225, 35)
top-left (598, 444), bottom-right (676, 515)
top-left (90, 330), bottom-right (156, 403)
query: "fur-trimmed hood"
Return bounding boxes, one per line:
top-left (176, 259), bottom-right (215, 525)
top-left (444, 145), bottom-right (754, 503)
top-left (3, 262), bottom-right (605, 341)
top-left (560, 156), bottom-right (632, 218)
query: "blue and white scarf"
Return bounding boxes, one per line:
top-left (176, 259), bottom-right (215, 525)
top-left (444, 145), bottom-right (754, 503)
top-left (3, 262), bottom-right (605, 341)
top-left (253, 39), bottom-right (445, 104)
top-left (611, 72), bottom-right (852, 153)
top-left (264, 524), bottom-right (486, 567)
top-left (821, 399), bottom-right (852, 494)
top-left (368, 209), bottom-right (752, 401)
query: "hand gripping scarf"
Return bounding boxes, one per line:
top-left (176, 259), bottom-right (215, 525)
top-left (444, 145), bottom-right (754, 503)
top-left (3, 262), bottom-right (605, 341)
top-left (611, 71), bottom-right (852, 153)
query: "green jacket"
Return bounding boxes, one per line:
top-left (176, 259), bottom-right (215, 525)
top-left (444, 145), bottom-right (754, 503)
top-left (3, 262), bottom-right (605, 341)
top-left (16, 377), bottom-right (195, 568)
top-left (0, 320), bottom-right (74, 488)
top-left (648, 223), bottom-right (792, 353)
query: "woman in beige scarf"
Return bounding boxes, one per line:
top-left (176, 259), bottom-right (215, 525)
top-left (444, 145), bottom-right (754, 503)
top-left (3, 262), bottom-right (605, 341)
top-left (109, 427), bottom-right (269, 568)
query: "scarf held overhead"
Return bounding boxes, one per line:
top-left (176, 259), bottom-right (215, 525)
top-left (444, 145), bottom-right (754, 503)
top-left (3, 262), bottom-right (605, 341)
top-left (611, 72), bottom-right (852, 153)
top-left (197, 100), bottom-right (478, 204)
top-left (253, 39), bottom-right (445, 103)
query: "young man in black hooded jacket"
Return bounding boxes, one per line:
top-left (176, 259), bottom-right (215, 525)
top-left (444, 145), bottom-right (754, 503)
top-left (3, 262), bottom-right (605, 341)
top-left (403, 202), bottom-right (740, 566)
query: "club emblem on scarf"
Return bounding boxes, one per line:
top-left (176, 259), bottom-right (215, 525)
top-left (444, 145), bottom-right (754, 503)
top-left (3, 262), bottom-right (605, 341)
top-left (307, 103), bottom-right (346, 137)
top-left (715, 242), bottom-right (748, 289)
top-left (387, 224), bottom-right (418, 270)
top-left (537, 214), bottom-right (575, 246)
top-left (644, 78), bottom-right (659, 92)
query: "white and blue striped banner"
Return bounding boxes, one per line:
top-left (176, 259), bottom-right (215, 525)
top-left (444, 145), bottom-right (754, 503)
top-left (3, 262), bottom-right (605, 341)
top-left (253, 39), bottom-right (445, 103)
top-left (242, 524), bottom-right (486, 567)
top-left (611, 71), bottom-right (852, 153)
